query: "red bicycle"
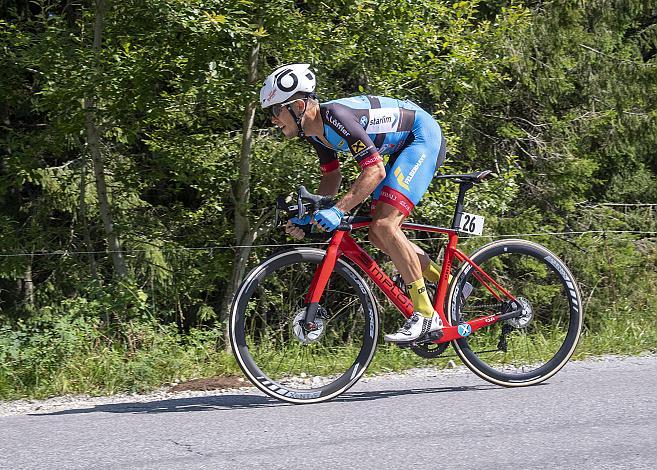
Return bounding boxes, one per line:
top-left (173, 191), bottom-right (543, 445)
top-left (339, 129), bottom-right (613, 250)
top-left (230, 171), bottom-right (583, 404)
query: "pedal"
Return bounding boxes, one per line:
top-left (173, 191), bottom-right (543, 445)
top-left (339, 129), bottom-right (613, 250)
top-left (428, 329), bottom-right (444, 341)
top-left (391, 329), bottom-right (444, 349)
top-left (414, 330), bottom-right (443, 344)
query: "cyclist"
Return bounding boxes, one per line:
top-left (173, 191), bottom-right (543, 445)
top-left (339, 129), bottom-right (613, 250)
top-left (260, 63), bottom-right (447, 343)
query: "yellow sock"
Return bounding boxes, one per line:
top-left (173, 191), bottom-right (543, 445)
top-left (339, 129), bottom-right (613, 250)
top-left (422, 259), bottom-right (454, 285)
top-left (422, 259), bottom-right (441, 283)
top-left (407, 278), bottom-right (434, 318)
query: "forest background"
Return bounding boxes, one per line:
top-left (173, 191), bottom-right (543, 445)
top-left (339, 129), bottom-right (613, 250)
top-left (1, 0), bottom-right (656, 399)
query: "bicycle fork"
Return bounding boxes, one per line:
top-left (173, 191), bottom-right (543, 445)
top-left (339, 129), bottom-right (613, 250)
top-left (302, 231), bottom-right (346, 330)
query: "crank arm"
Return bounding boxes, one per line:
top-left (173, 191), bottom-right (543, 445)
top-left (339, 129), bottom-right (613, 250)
top-left (393, 330), bottom-right (444, 348)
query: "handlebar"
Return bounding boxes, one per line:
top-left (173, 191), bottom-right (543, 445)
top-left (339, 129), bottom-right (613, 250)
top-left (275, 186), bottom-right (348, 239)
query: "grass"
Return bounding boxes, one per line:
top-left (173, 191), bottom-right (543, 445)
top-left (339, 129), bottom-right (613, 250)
top-left (1, 304), bottom-right (655, 400)
top-left (0, 322), bottom-right (241, 400)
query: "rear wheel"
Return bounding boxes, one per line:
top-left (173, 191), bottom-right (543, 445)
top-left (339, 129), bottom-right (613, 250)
top-left (448, 239), bottom-right (583, 386)
top-left (230, 248), bottom-right (379, 404)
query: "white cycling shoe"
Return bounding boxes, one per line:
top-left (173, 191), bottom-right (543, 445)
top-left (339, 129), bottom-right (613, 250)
top-left (384, 312), bottom-right (444, 343)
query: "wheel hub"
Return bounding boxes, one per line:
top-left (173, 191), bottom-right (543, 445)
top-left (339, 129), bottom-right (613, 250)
top-left (293, 307), bottom-right (327, 344)
top-left (505, 296), bottom-right (533, 328)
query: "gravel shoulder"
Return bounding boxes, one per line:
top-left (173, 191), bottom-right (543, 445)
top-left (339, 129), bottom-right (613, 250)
top-left (1, 353), bottom-right (653, 417)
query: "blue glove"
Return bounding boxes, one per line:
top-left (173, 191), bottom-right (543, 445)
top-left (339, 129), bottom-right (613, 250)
top-left (290, 214), bottom-right (312, 226)
top-left (314, 206), bottom-right (344, 232)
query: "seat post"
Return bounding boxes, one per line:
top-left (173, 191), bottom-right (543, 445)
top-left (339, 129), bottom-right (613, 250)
top-left (451, 181), bottom-right (474, 230)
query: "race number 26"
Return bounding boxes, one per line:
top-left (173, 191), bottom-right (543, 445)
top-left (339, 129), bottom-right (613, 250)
top-left (459, 212), bottom-right (485, 235)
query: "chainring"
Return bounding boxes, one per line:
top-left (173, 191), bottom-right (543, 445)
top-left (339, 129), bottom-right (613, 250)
top-left (410, 340), bottom-right (450, 359)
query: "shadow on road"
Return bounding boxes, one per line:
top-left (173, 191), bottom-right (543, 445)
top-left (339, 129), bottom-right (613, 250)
top-left (30, 383), bottom-right (499, 416)
top-left (336, 383), bottom-right (498, 403)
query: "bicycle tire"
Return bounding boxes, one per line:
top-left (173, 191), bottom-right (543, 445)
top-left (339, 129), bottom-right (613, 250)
top-left (447, 239), bottom-right (583, 386)
top-left (230, 248), bottom-right (379, 404)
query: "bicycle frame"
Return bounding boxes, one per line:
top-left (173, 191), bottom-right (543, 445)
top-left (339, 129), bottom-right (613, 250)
top-left (303, 220), bottom-right (517, 344)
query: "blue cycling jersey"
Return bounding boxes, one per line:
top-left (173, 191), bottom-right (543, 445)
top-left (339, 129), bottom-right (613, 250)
top-left (306, 95), bottom-right (446, 216)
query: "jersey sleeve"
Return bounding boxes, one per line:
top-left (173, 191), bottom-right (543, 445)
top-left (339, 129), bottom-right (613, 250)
top-left (323, 104), bottom-right (383, 169)
top-left (306, 137), bottom-right (340, 174)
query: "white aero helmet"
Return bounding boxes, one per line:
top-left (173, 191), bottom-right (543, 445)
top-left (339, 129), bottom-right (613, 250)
top-left (260, 63), bottom-right (316, 109)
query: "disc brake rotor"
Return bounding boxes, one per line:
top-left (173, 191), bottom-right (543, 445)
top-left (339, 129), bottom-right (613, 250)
top-left (292, 307), bottom-right (327, 344)
top-left (505, 296), bottom-right (533, 329)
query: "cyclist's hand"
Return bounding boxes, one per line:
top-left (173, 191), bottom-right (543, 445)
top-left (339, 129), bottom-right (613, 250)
top-left (314, 206), bottom-right (344, 232)
top-left (285, 219), bottom-right (306, 240)
top-left (290, 214), bottom-right (312, 226)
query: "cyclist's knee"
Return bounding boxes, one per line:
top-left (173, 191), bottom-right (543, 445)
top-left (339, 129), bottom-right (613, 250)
top-left (370, 218), bottom-right (398, 246)
top-left (368, 230), bottom-right (384, 250)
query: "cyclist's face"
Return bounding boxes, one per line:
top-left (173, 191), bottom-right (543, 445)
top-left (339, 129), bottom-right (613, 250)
top-left (271, 100), bottom-right (302, 138)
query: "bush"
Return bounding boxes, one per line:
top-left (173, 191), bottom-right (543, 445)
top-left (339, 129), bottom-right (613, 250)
top-left (0, 311), bottom-right (238, 400)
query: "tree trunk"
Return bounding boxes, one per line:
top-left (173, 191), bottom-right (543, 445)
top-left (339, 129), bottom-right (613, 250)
top-left (79, 156), bottom-right (98, 280)
top-left (219, 38), bottom-right (260, 349)
top-left (84, 0), bottom-right (127, 279)
top-left (22, 256), bottom-right (34, 307)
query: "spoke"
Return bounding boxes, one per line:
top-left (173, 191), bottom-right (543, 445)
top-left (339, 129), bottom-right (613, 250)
top-left (325, 298), bottom-right (360, 323)
top-left (271, 348), bottom-right (288, 378)
top-left (287, 343), bottom-right (303, 379)
top-left (309, 346), bottom-right (322, 376)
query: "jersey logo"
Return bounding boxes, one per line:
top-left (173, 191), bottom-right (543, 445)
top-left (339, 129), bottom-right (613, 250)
top-left (394, 167), bottom-right (411, 190)
top-left (351, 140), bottom-right (367, 154)
top-left (359, 115), bottom-right (368, 127)
top-left (366, 108), bottom-right (400, 133)
top-left (393, 153), bottom-right (427, 191)
top-left (326, 110), bottom-right (351, 137)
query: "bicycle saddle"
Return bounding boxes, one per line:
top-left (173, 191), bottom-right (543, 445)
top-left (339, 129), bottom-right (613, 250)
top-left (434, 170), bottom-right (493, 183)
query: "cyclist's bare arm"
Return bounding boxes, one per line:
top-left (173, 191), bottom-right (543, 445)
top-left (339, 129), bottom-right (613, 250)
top-left (318, 168), bottom-right (342, 196)
top-left (334, 162), bottom-right (385, 213)
top-left (286, 163), bottom-right (385, 239)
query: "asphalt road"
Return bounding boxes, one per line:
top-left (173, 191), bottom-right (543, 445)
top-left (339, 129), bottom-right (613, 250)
top-left (1, 355), bottom-right (656, 470)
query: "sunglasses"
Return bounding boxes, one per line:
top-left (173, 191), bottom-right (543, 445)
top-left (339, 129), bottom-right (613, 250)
top-left (270, 99), bottom-right (301, 118)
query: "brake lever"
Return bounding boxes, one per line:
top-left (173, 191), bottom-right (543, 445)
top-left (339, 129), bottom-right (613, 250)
top-left (297, 190), bottom-right (304, 220)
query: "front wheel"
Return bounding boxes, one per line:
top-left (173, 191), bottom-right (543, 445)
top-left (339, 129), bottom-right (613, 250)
top-left (448, 239), bottom-right (583, 387)
top-left (230, 248), bottom-right (379, 404)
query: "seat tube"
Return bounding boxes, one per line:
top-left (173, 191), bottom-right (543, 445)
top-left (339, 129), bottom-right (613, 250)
top-left (433, 231), bottom-right (459, 321)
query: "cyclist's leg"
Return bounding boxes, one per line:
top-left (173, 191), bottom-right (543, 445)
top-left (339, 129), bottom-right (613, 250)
top-left (370, 204), bottom-right (433, 276)
top-left (372, 113), bottom-right (446, 283)
top-left (370, 164), bottom-right (429, 279)
top-left (372, 113), bottom-right (447, 342)
top-left (372, 201), bottom-right (443, 342)
top-left (369, 202), bottom-right (421, 283)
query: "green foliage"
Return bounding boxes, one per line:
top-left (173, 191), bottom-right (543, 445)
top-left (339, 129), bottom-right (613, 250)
top-left (0, 0), bottom-right (656, 398)
top-left (0, 312), bottom-right (238, 399)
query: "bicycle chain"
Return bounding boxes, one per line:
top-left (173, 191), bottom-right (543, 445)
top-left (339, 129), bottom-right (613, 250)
top-left (459, 303), bottom-right (503, 319)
